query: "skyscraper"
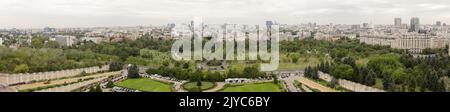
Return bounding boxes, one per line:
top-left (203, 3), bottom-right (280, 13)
top-left (409, 17), bottom-right (420, 32)
top-left (266, 21), bottom-right (274, 28)
top-left (266, 21), bottom-right (274, 37)
top-left (395, 18), bottom-right (402, 26)
top-left (363, 23), bottom-right (369, 28)
top-left (351, 25), bottom-right (361, 29)
top-left (436, 21), bottom-right (442, 26)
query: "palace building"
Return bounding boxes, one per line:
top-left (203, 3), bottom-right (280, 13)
top-left (360, 33), bottom-right (450, 53)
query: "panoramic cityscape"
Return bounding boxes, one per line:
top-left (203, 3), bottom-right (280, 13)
top-left (1, 0), bottom-right (450, 93)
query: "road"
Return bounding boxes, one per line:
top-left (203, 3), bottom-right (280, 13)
top-left (293, 76), bottom-right (337, 92)
top-left (280, 71), bottom-right (337, 92)
top-left (12, 71), bottom-right (120, 90)
top-left (284, 77), bottom-right (300, 92)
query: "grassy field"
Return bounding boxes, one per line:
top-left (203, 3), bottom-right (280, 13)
top-left (224, 56), bottom-right (325, 71)
top-left (219, 82), bottom-right (282, 92)
top-left (116, 78), bottom-right (173, 92)
top-left (278, 57), bottom-right (322, 71)
top-left (182, 81), bottom-right (216, 91)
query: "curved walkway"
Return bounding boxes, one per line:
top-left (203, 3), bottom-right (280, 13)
top-left (204, 82), bottom-right (225, 92)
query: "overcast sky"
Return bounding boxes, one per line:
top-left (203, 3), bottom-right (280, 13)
top-left (1, 0), bottom-right (450, 28)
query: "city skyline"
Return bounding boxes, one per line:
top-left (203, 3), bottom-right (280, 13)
top-left (1, 0), bottom-right (450, 28)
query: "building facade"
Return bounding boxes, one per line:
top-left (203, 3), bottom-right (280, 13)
top-left (359, 35), bottom-right (397, 47)
top-left (395, 18), bottom-right (402, 26)
top-left (82, 37), bottom-right (106, 44)
top-left (436, 21), bottom-right (442, 26)
top-left (360, 33), bottom-right (449, 53)
top-left (54, 35), bottom-right (76, 47)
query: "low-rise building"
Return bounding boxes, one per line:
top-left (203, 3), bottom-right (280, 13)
top-left (360, 35), bottom-right (397, 47)
top-left (53, 35), bottom-right (76, 47)
top-left (314, 32), bottom-right (355, 41)
top-left (81, 37), bottom-right (106, 44)
top-left (314, 32), bottom-right (341, 41)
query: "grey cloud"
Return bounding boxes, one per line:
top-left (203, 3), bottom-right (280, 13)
top-left (0, 0), bottom-right (449, 28)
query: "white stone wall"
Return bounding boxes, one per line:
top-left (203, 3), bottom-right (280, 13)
top-left (318, 72), bottom-right (332, 82)
top-left (318, 71), bottom-right (384, 92)
top-left (0, 74), bottom-right (7, 86)
top-left (338, 79), bottom-right (385, 92)
top-left (1, 65), bottom-right (109, 86)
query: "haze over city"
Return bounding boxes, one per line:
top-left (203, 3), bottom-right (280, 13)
top-left (1, 0), bottom-right (450, 28)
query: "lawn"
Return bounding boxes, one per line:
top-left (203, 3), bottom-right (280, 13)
top-left (225, 56), bottom-right (323, 71)
top-left (182, 81), bottom-right (216, 91)
top-left (116, 78), bottom-right (173, 92)
top-left (278, 57), bottom-right (321, 71)
top-left (219, 82), bottom-right (282, 92)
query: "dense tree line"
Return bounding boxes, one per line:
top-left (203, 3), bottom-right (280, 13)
top-left (304, 66), bottom-right (319, 80)
top-left (76, 37), bottom-right (174, 61)
top-left (397, 54), bottom-right (448, 92)
top-left (127, 65), bottom-right (140, 78)
top-left (146, 64), bottom-right (267, 82)
top-left (0, 47), bottom-right (117, 73)
top-left (280, 38), bottom-right (403, 59)
top-left (317, 52), bottom-right (450, 92)
top-left (109, 61), bottom-right (124, 71)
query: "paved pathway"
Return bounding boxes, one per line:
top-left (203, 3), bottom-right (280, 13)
top-left (301, 84), bottom-right (313, 92)
top-left (279, 71), bottom-right (337, 92)
top-left (204, 82), bottom-right (225, 92)
top-left (294, 76), bottom-right (337, 92)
